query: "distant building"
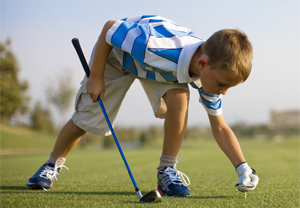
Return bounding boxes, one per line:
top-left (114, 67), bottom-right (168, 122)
top-left (268, 110), bottom-right (300, 130)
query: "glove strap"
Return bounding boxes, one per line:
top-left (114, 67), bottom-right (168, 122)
top-left (235, 161), bottom-right (247, 169)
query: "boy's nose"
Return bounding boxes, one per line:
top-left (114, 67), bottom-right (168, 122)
top-left (219, 88), bottom-right (228, 95)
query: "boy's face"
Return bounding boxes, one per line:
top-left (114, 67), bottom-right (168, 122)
top-left (199, 66), bottom-right (239, 95)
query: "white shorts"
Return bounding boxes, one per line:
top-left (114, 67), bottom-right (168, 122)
top-left (71, 54), bottom-right (189, 136)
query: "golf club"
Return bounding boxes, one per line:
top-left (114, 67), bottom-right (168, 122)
top-left (71, 38), bottom-right (161, 203)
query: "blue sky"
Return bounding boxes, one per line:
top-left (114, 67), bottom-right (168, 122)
top-left (1, 0), bottom-right (299, 127)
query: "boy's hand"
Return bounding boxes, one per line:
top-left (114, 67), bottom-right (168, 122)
top-left (84, 20), bottom-right (115, 102)
top-left (235, 162), bottom-right (259, 192)
top-left (86, 74), bottom-right (105, 102)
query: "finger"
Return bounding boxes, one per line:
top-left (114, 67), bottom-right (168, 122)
top-left (91, 94), bottom-right (98, 103)
top-left (249, 174), bottom-right (259, 185)
top-left (235, 183), bottom-right (255, 192)
top-left (235, 184), bottom-right (245, 192)
top-left (99, 91), bottom-right (105, 101)
top-left (242, 175), bottom-right (258, 191)
top-left (236, 185), bottom-right (251, 192)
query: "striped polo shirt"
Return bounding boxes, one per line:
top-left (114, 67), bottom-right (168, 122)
top-left (106, 15), bottom-right (222, 116)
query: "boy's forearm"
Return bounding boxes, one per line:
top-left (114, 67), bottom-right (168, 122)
top-left (209, 115), bottom-right (245, 168)
top-left (213, 127), bottom-right (245, 167)
top-left (90, 20), bottom-right (116, 79)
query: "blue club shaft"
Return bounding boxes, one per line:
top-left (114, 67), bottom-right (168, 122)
top-left (97, 97), bottom-right (142, 199)
top-left (71, 38), bottom-right (142, 200)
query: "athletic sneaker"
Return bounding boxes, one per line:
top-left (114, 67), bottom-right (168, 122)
top-left (157, 166), bottom-right (191, 197)
top-left (26, 157), bottom-right (68, 190)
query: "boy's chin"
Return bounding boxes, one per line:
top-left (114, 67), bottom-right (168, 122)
top-left (205, 89), bottom-right (220, 95)
top-left (203, 87), bottom-right (213, 94)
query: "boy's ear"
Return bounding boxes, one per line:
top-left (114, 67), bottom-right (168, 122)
top-left (197, 57), bottom-right (209, 70)
top-left (198, 57), bottom-right (209, 70)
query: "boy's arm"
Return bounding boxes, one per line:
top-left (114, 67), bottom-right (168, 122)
top-left (208, 114), bottom-right (259, 192)
top-left (208, 114), bottom-right (245, 167)
top-left (86, 20), bottom-right (116, 102)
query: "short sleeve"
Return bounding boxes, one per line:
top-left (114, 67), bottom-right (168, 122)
top-left (198, 87), bottom-right (223, 116)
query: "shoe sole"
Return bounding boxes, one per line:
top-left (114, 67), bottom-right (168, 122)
top-left (157, 187), bottom-right (190, 197)
top-left (26, 181), bottom-right (53, 190)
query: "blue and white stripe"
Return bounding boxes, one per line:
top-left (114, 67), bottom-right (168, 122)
top-left (189, 81), bottom-right (223, 116)
top-left (106, 15), bottom-right (204, 83)
top-left (105, 15), bottom-right (222, 116)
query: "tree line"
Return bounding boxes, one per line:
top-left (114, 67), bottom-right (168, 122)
top-left (0, 39), bottom-right (75, 133)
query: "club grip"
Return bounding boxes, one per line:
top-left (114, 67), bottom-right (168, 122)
top-left (71, 38), bottom-right (90, 78)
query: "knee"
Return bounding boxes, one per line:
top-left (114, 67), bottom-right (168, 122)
top-left (67, 120), bottom-right (87, 137)
top-left (164, 89), bottom-right (190, 112)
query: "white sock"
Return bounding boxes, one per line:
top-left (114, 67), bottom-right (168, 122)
top-left (157, 154), bottom-right (177, 171)
top-left (46, 152), bottom-right (57, 165)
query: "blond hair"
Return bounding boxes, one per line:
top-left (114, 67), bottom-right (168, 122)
top-left (201, 29), bottom-right (253, 83)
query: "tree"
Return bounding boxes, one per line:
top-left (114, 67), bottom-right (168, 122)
top-left (30, 102), bottom-right (55, 133)
top-left (45, 70), bottom-right (76, 123)
top-left (0, 39), bottom-right (29, 122)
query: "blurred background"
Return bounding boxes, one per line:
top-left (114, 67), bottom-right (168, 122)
top-left (1, 0), bottom-right (299, 148)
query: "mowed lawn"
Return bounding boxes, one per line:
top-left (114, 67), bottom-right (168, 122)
top-left (0, 124), bottom-right (299, 207)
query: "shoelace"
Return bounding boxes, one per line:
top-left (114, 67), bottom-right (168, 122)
top-left (159, 157), bottom-right (191, 188)
top-left (40, 157), bottom-right (68, 182)
top-left (173, 156), bottom-right (190, 186)
top-left (175, 169), bottom-right (190, 186)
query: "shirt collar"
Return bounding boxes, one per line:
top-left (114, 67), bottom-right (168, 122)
top-left (177, 40), bottom-right (205, 83)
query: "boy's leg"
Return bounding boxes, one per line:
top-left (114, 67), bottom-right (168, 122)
top-left (139, 79), bottom-right (189, 164)
top-left (157, 88), bottom-right (189, 169)
top-left (157, 88), bottom-right (191, 197)
top-left (162, 88), bottom-right (189, 157)
top-left (139, 78), bottom-right (191, 196)
top-left (26, 120), bottom-right (86, 190)
top-left (52, 119), bottom-right (86, 159)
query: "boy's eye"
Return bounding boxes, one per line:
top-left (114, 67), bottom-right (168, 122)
top-left (218, 82), bottom-right (226, 87)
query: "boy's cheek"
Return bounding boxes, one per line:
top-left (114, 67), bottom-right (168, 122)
top-left (201, 83), bottom-right (212, 94)
top-left (202, 86), bottom-right (211, 94)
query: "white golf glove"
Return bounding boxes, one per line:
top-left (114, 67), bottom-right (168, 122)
top-left (235, 162), bottom-right (259, 192)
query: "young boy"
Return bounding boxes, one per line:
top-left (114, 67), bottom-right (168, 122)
top-left (27, 15), bottom-right (259, 197)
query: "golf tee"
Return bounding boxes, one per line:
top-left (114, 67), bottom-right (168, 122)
top-left (244, 192), bottom-right (247, 199)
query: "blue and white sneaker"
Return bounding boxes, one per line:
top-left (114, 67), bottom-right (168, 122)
top-left (26, 157), bottom-right (68, 190)
top-left (157, 164), bottom-right (190, 197)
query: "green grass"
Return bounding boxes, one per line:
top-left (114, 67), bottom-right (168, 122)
top-left (1, 124), bottom-right (299, 207)
top-left (0, 123), bottom-right (56, 154)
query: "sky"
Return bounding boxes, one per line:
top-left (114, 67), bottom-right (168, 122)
top-left (1, 0), bottom-right (299, 128)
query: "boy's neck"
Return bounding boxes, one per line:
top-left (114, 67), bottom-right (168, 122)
top-left (189, 45), bottom-right (202, 77)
